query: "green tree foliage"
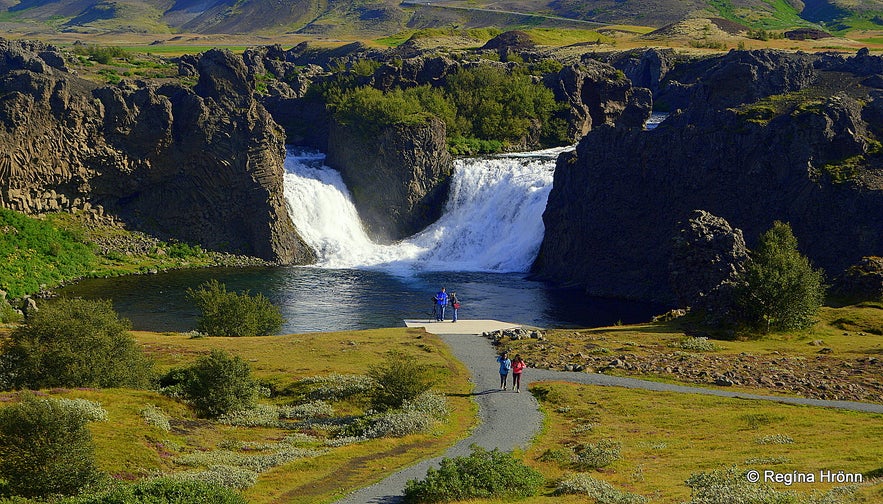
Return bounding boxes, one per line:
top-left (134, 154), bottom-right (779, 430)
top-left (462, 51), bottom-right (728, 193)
top-left (180, 350), bottom-right (259, 418)
top-left (368, 350), bottom-right (437, 412)
top-left (403, 445), bottom-right (545, 503)
top-left (186, 280), bottom-right (284, 336)
top-left (0, 208), bottom-right (96, 298)
top-left (445, 66), bottom-right (564, 146)
top-left (62, 478), bottom-right (247, 504)
top-left (323, 66), bottom-right (567, 154)
top-left (1, 298), bottom-right (153, 390)
top-left (735, 222), bottom-right (826, 333)
top-left (0, 393), bottom-right (101, 498)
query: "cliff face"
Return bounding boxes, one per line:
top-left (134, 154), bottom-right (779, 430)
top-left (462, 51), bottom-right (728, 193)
top-left (325, 117), bottom-right (453, 242)
top-left (0, 40), bottom-right (315, 264)
top-left (533, 49), bottom-right (883, 304)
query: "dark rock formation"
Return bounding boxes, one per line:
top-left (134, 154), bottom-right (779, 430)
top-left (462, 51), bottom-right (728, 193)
top-left (832, 256), bottom-right (883, 302)
top-left (0, 39), bottom-right (315, 264)
top-left (601, 48), bottom-right (680, 95)
top-left (670, 210), bottom-right (748, 307)
top-left (670, 210), bottom-right (748, 326)
top-left (533, 50), bottom-right (883, 304)
top-left (550, 59), bottom-right (652, 140)
top-left (325, 117), bottom-right (453, 242)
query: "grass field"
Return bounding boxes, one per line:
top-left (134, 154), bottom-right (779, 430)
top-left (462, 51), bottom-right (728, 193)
top-left (517, 382), bottom-right (883, 503)
top-left (0, 327), bottom-right (476, 504)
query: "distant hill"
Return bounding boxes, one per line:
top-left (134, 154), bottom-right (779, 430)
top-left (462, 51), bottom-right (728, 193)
top-left (1, 0), bottom-right (882, 36)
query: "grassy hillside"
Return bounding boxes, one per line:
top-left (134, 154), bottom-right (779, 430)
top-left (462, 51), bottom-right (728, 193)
top-left (0, 326), bottom-right (476, 503)
top-left (2, 0), bottom-right (882, 38)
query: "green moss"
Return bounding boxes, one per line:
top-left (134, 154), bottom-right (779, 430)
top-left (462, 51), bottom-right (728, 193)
top-left (822, 154), bottom-right (864, 183)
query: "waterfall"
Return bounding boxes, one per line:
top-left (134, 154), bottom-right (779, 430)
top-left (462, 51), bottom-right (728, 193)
top-left (282, 146), bottom-right (567, 273)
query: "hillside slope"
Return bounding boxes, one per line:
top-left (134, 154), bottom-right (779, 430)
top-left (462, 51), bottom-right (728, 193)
top-left (2, 0), bottom-right (882, 36)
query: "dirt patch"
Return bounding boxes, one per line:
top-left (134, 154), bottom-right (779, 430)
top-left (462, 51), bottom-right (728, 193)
top-left (272, 441), bottom-right (424, 503)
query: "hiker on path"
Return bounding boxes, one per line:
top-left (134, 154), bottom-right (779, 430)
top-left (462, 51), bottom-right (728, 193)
top-left (449, 292), bottom-right (460, 322)
top-left (497, 352), bottom-right (512, 390)
top-left (511, 354), bottom-right (526, 393)
top-left (434, 287), bottom-right (448, 322)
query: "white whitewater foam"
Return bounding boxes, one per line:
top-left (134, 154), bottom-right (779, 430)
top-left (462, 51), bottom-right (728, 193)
top-left (282, 146), bottom-right (568, 273)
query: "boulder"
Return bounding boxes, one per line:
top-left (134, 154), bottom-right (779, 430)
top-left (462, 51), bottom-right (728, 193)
top-left (325, 116), bottom-right (453, 242)
top-left (832, 256), bottom-right (883, 302)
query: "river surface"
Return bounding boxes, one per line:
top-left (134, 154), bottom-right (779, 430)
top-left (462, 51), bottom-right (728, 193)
top-left (58, 147), bottom-right (667, 334)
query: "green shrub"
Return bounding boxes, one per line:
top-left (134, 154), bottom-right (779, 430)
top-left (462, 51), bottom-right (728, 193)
top-left (0, 208), bottom-right (96, 298)
top-left (0, 299), bottom-right (22, 324)
top-left (682, 466), bottom-right (856, 504)
top-left (181, 350), bottom-right (259, 418)
top-left (368, 350), bottom-right (437, 412)
top-left (735, 222), bottom-right (826, 333)
top-left (186, 280), bottom-right (284, 336)
top-left (403, 445), bottom-right (544, 503)
top-left (1, 298), bottom-right (153, 390)
top-left (555, 473), bottom-right (647, 503)
top-left (573, 439), bottom-right (622, 469)
top-left (62, 477), bottom-right (247, 503)
top-left (72, 45), bottom-right (126, 64)
top-left (0, 393), bottom-right (102, 498)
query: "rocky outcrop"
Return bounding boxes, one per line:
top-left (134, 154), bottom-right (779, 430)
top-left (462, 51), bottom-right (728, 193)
top-left (533, 50), bottom-right (883, 304)
top-left (0, 39), bottom-right (315, 264)
top-left (832, 256), bottom-right (883, 302)
top-left (325, 117), bottom-right (453, 242)
top-left (669, 211), bottom-right (748, 306)
top-left (549, 59), bottom-right (652, 140)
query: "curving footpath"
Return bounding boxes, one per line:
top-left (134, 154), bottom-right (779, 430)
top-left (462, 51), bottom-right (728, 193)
top-left (332, 320), bottom-right (883, 504)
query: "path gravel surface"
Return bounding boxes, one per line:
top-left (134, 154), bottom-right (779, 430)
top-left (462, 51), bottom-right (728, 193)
top-left (332, 320), bottom-right (883, 503)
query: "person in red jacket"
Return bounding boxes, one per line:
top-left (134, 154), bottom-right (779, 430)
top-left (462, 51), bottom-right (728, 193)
top-left (511, 354), bottom-right (526, 393)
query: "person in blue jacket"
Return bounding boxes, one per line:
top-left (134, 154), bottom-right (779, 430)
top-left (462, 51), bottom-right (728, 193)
top-left (434, 287), bottom-right (448, 321)
top-left (497, 351), bottom-right (512, 390)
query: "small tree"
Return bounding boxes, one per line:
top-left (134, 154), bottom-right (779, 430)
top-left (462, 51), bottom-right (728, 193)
top-left (735, 222), bottom-right (826, 333)
top-left (186, 280), bottom-right (284, 336)
top-left (1, 298), bottom-right (153, 389)
top-left (183, 349), bottom-right (258, 418)
top-left (368, 351), bottom-right (437, 412)
top-left (0, 393), bottom-right (102, 497)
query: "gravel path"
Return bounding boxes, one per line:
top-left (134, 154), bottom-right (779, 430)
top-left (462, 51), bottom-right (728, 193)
top-left (332, 324), bottom-right (883, 503)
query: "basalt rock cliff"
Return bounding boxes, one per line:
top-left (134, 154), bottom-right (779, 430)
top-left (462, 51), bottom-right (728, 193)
top-left (534, 49), bottom-right (883, 304)
top-left (0, 39), bottom-right (315, 264)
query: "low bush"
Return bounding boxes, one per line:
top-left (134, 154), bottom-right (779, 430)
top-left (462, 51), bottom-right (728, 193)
top-left (186, 280), bottom-right (284, 336)
top-left (179, 350), bottom-right (259, 419)
top-left (0, 393), bottom-right (103, 498)
top-left (677, 336), bottom-right (721, 352)
top-left (1, 298), bottom-right (153, 390)
top-left (573, 439), bottom-right (622, 469)
top-left (62, 477), bottom-right (246, 503)
top-left (140, 404), bottom-right (171, 432)
top-left (684, 466), bottom-right (857, 504)
top-left (554, 473), bottom-right (647, 503)
top-left (403, 446), bottom-right (544, 503)
top-left (368, 351), bottom-right (437, 412)
top-left (290, 373), bottom-right (376, 401)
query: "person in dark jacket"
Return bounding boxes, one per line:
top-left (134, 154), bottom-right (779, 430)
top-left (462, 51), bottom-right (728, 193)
top-left (449, 292), bottom-right (460, 322)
